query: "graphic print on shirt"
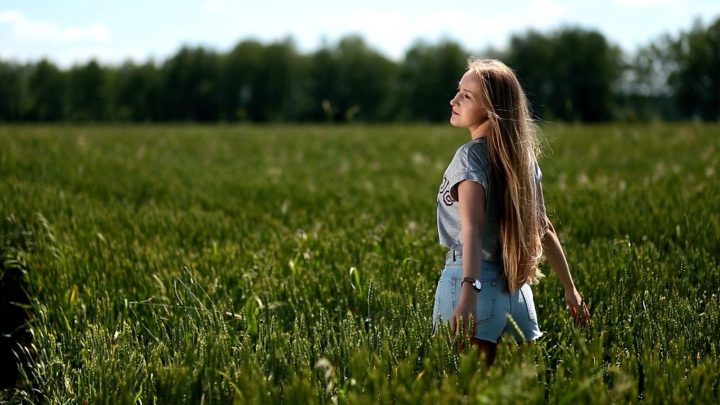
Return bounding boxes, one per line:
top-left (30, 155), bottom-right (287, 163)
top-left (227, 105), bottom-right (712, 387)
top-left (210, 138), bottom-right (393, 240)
top-left (438, 175), bottom-right (455, 206)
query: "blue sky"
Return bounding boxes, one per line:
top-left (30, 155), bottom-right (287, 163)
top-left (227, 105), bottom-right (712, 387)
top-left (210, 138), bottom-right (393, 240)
top-left (1, 0), bottom-right (718, 67)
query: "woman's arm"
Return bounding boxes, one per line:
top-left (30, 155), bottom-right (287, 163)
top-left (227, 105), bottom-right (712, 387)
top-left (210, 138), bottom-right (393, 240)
top-left (541, 217), bottom-right (591, 326)
top-left (451, 180), bottom-right (486, 337)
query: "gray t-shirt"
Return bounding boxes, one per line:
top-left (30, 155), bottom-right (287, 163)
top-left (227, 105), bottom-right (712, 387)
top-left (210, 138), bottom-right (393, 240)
top-left (436, 136), bottom-right (545, 261)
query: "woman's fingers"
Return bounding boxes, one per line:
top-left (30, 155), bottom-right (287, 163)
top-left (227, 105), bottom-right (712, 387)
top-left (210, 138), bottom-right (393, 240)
top-left (565, 292), bottom-right (590, 327)
top-left (451, 301), bottom-right (477, 338)
top-left (451, 313), bottom-right (476, 339)
top-left (565, 289), bottom-right (591, 327)
top-left (567, 302), bottom-right (577, 317)
top-left (573, 302), bottom-right (590, 326)
top-left (451, 314), bottom-right (476, 352)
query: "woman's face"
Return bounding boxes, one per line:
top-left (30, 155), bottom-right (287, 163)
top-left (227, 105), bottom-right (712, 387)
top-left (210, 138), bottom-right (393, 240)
top-left (449, 70), bottom-right (489, 134)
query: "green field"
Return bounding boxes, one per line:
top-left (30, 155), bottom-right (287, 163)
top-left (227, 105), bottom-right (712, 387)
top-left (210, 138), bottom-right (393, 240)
top-left (1, 123), bottom-right (719, 403)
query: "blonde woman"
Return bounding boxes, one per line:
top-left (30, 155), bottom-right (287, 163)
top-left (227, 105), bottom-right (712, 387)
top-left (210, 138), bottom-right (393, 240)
top-left (432, 59), bottom-right (590, 365)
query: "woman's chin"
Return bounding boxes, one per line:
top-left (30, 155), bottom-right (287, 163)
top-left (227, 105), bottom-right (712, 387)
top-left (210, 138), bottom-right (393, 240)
top-left (449, 122), bottom-right (464, 129)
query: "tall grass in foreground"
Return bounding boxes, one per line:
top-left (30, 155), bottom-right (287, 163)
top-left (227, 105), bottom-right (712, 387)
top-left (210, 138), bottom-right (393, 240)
top-left (0, 123), bottom-right (718, 403)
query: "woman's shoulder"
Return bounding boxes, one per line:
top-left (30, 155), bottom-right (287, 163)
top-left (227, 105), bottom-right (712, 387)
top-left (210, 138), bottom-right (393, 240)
top-left (448, 139), bottom-right (489, 172)
top-left (453, 137), bottom-right (486, 155)
top-left (451, 137), bottom-right (488, 170)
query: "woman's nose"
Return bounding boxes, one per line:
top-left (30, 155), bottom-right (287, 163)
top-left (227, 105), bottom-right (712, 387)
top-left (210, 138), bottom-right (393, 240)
top-left (449, 94), bottom-right (458, 106)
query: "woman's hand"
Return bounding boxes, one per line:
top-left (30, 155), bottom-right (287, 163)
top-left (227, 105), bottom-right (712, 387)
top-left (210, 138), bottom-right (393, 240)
top-left (451, 288), bottom-right (478, 339)
top-left (564, 287), bottom-right (590, 327)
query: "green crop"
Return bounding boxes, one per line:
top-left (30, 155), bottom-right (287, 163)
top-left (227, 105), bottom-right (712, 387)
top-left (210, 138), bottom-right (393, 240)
top-left (0, 123), bottom-right (718, 403)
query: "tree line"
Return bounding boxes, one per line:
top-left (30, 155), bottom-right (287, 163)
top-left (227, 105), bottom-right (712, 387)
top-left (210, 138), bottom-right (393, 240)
top-left (0, 16), bottom-right (718, 123)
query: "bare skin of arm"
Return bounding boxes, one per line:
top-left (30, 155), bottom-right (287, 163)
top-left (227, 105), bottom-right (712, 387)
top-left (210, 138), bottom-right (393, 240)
top-left (541, 217), bottom-right (591, 326)
top-left (450, 180), bottom-right (485, 337)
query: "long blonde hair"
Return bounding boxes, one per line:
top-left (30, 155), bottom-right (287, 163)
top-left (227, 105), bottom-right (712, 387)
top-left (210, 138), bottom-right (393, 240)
top-left (467, 59), bottom-right (544, 292)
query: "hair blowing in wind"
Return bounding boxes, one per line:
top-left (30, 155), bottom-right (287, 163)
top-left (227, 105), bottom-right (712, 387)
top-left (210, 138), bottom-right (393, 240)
top-left (467, 59), bottom-right (545, 292)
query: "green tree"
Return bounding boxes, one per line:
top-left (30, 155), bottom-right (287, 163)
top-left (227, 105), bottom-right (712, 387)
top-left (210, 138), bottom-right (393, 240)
top-left (0, 61), bottom-right (26, 121)
top-left (614, 39), bottom-right (678, 121)
top-left (161, 47), bottom-right (222, 121)
top-left (504, 30), bottom-right (553, 119)
top-left (26, 59), bottom-right (66, 121)
top-left (220, 39), bottom-right (301, 122)
top-left (307, 45), bottom-right (338, 121)
top-left (66, 60), bottom-right (109, 121)
top-left (307, 36), bottom-right (394, 122)
top-left (393, 40), bottom-right (468, 122)
top-left (668, 17), bottom-right (720, 120)
top-left (252, 39), bottom-right (301, 122)
top-left (221, 40), bottom-right (265, 121)
top-left (507, 27), bottom-right (622, 122)
top-left (111, 61), bottom-right (161, 121)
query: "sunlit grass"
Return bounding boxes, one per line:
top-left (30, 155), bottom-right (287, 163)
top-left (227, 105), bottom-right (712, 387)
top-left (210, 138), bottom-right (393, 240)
top-left (0, 123), bottom-right (718, 403)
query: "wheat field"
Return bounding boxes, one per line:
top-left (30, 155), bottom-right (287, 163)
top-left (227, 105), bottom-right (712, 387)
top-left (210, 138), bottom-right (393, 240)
top-left (1, 123), bottom-right (718, 403)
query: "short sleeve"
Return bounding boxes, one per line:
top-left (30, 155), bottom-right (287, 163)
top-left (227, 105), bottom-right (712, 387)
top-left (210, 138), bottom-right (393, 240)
top-left (448, 170), bottom-right (488, 202)
top-left (448, 144), bottom-right (489, 202)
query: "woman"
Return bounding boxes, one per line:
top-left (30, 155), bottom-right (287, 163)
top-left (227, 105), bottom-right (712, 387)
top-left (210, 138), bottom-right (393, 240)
top-left (432, 59), bottom-right (590, 366)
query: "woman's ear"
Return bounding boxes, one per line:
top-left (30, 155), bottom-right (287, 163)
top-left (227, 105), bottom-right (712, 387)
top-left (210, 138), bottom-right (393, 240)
top-left (479, 111), bottom-right (490, 125)
top-left (475, 110), bottom-right (491, 131)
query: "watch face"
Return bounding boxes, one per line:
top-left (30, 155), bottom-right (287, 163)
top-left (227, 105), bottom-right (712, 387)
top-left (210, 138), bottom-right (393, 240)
top-left (462, 277), bottom-right (482, 292)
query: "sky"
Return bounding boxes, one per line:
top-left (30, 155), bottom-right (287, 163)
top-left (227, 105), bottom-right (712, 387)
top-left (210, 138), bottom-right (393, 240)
top-left (1, 0), bottom-right (719, 67)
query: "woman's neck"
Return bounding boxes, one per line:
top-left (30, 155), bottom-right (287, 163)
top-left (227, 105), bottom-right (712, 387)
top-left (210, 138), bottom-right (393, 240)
top-left (470, 120), bottom-right (490, 139)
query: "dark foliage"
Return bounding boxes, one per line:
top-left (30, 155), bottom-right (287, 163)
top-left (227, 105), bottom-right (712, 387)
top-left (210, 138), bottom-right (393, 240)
top-left (0, 216), bottom-right (34, 390)
top-left (0, 16), bottom-right (718, 123)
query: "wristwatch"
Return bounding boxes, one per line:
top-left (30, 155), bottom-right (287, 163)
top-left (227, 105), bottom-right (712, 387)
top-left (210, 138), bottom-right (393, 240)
top-left (461, 277), bottom-right (482, 292)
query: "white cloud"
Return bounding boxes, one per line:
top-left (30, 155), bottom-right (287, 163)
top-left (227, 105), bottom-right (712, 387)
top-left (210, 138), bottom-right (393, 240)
top-left (343, 9), bottom-right (479, 57)
top-left (57, 46), bottom-right (150, 67)
top-left (528, 0), bottom-right (568, 19)
top-left (202, 0), bottom-right (246, 13)
top-left (612, 0), bottom-right (684, 7)
top-left (0, 44), bottom-right (151, 68)
top-left (341, 1), bottom-right (575, 56)
top-left (0, 10), bottom-right (109, 43)
top-left (195, 1), bottom-right (578, 59)
top-left (320, 8), bottom-right (525, 58)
